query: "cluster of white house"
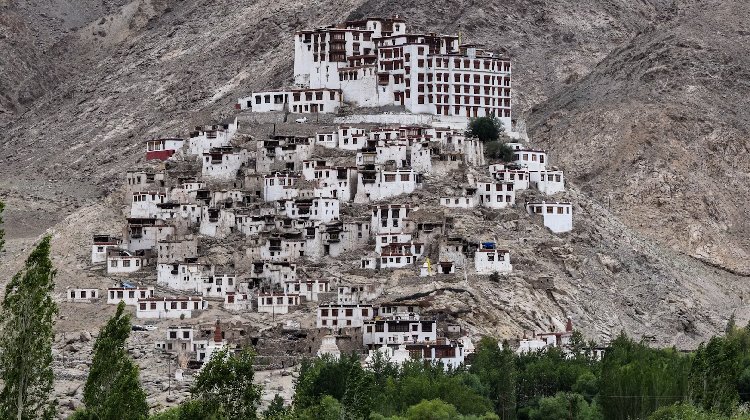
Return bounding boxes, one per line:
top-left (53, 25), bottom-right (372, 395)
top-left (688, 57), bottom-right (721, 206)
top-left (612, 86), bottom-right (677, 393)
top-left (439, 142), bottom-right (572, 233)
top-left (314, 300), bottom-right (471, 370)
top-left (69, 17), bottom-right (582, 367)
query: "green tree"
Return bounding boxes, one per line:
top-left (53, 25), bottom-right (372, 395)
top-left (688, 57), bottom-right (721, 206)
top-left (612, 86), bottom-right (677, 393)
top-left (528, 392), bottom-right (603, 420)
top-left (405, 399), bottom-right (459, 420)
top-left (294, 354), bottom-right (374, 417)
top-left (469, 338), bottom-right (517, 420)
top-left (599, 332), bottom-right (690, 420)
top-left (189, 347), bottom-right (262, 419)
top-left (689, 327), bottom-right (750, 415)
top-left (80, 301), bottom-right (148, 419)
top-left (647, 402), bottom-right (735, 420)
top-left (485, 141), bottom-right (514, 162)
top-left (468, 116), bottom-right (503, 143)
top-left (263, 394), bottom-right (289, 420)
top-left (0, 200), bottom-right (5, 252)
top-left (0, 235), bottom-right (57, 420)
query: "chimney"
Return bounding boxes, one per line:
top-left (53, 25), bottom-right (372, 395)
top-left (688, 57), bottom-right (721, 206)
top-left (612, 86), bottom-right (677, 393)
top-left (213, 319), bottom-right (223, 343)
top-left (565, 317), bottom-right (573, 332)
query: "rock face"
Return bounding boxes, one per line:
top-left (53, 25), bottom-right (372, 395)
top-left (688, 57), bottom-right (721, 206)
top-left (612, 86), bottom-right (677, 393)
top-left (528, 0), bottom-right (750, 275)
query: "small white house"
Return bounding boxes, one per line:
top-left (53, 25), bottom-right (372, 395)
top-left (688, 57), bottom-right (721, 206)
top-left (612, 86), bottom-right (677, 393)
top-left (137, 297), bottom-right (208, 319)
top-left (107, 249), bottom-right (146, 274)
top-left (512, 149), bottom-right (547, 172)
top-left (365, 339), bottom-right (466, 370)
top-left (356, 168), bottom-right (420, 203)
top-left (489, 164), bottom-right (529, 191)
top-left (474, 244), bottom-right (512, 274)
top-left (107, 286), bottom-right (155, 306)
top-left (145, 138), bottom-right (184, 161)
top-left (91, 234), bottom-right (121, 264)
top-left (130, 191), bottom-right (167, 218)
top-left (529, 170), bottom-right (565, 195)
top-left (224, 292), bottom-right (252, 311)
top-left (202, 147), bottom-right (249, 180)
top-left (526, 201), bottom-right (573, 233)
top-left (371, 204), bottom-right (413, 234)
top-left (257, 293), bottom-right (300, 315)
top-left (284, 279), bottom-right (330, 302)
top-left (66, 288), bottom-right (100, 302)
top-left (439, 196), bottom-right (476, 209)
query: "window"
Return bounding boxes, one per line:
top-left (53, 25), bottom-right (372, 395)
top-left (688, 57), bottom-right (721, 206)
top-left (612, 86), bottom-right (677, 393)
top-left (110, 260), bottom-right (117, 268)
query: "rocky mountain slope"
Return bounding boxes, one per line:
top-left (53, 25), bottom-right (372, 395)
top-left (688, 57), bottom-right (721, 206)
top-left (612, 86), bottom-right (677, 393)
top-left (1, 0), bottom-right (748, 346)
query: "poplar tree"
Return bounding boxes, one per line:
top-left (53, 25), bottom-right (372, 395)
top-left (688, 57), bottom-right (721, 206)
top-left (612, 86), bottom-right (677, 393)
top-left (0, 235), bottom-right (57, 420)
top-left (79, 301), bottom-right (148, 420)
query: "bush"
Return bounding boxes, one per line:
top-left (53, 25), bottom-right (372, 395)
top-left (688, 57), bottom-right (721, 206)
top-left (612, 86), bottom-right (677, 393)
top-left (468, 117), bottom-right (504, 143)
top-left (489, 272), bottom-right (500, 283)
top-left (485, 141), bottom-right (514, 162)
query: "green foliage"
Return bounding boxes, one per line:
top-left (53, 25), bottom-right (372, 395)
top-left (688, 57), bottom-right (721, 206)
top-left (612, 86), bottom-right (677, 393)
top-left (294, 354), bottom-right (374, 418)
top-left (689, 326), bottom-right (750, 414)
top-left (599, 332), bottom-right (691, 420)
top-left (0, 200), bottom-right (5, 252)
top-left (404, 399), bottom-right (459, 420)
top-left (515, 344), bottom-right (598, 412)
top-left (0, 235), bottom-right (58, 420)
top-left (468, 116), bottom-right (504, 143)
top-left (189, 347), bottom-right (262, 419)
top-left (82, 301), bottom-right (148, 420)
top-left (489, 271), bottom-right (501, 283)
top-left (647, 402), bottom-right (742, 420)
top-left (263, 394), bottom-right (290, 420)
top-left (527, 392), bottom-right (603, 420)
top-left (485, 141), bottom-right (514, 162)
top-left (146, 406), bottom-right (181, 420)
top-left (469, 337), bottom-right (517, 419)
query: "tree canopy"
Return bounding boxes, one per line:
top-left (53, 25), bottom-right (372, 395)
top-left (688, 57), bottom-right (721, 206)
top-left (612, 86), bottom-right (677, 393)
top-left (468, 116), bottom-right (504, 142)
top-left (0, 235), bottom-right (58, 420)
top-left (77, 301), bottom-right (148, 420)
top-left (188, 347), bottom-right (263, 419)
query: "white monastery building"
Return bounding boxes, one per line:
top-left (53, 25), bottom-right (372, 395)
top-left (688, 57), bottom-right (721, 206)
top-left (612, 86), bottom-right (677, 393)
top-left (239, 17), bottom-right (512, 129)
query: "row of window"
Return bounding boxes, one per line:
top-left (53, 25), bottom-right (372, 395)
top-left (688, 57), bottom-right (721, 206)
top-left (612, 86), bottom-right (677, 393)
top-left (530, 206), bottom-right (571, 215)
top-left (320, 308), bottom-right (370, 317)
top-left (110, 258), bottom-right (140, 268)
top-left (138, 301), bottom-right (202, 310)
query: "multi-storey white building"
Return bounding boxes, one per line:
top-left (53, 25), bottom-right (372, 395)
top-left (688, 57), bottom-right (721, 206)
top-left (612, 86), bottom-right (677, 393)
top-left (363, 318), bottom-right (437, 347)
top-left (286, 18), bottom-right (512, 127)
top-left (317, 303), bottom-right (374, 328)
top-left (476, 181), bottom-right (515, 209)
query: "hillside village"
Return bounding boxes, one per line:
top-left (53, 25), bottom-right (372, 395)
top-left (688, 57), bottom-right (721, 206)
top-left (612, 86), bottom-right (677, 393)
top-left (60, 16), bottom-right (583, 409)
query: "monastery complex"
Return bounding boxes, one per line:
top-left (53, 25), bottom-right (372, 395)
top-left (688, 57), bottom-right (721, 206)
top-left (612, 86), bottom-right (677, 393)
top-left (71, 17), bottom-right (578, 373)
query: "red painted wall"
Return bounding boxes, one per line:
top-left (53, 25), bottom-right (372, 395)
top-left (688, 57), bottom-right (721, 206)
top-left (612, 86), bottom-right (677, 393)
top-left (146, 150), bottom-right (176, 161)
